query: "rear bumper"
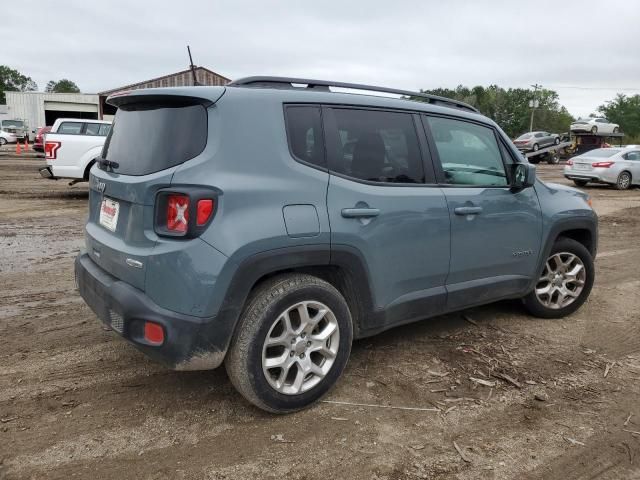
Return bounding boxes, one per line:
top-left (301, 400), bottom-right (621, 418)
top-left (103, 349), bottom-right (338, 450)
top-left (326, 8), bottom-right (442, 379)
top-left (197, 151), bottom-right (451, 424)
top-left (563, 168), bottom-right (617, 184)
top-left (39, 166), bottom-right (56, 179)
top-left (75, 252), bottom-right (228, 370)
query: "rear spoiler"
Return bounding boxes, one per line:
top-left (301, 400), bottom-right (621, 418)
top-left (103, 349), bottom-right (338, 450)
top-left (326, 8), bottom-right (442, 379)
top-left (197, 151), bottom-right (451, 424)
top-left (106, 87), bottom-right (225, 108)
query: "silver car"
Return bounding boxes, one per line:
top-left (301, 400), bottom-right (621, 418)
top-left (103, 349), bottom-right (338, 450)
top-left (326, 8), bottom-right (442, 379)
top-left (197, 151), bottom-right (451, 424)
top-left (564, 147), bottom-right (640, 190)
top-left (513, 131), bottom-right (560, 152)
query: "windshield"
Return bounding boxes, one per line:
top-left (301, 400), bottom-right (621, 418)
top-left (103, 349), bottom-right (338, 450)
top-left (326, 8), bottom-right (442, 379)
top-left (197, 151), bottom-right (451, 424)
top-left (102, 100), bottom-right (207, 176)
top-left (581, 149), bottom-right (621, 158)
top-left (2, 120), bottom-right (24, 128)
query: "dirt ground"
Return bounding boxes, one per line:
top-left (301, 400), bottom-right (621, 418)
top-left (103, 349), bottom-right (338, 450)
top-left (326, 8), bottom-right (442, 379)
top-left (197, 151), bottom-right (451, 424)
top-left (1, 149), bottom-right (640, 480)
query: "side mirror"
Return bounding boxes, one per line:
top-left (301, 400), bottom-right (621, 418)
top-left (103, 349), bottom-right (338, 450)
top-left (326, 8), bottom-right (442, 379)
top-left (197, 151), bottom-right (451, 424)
top-left (511, 163), bottom-right (536, 190)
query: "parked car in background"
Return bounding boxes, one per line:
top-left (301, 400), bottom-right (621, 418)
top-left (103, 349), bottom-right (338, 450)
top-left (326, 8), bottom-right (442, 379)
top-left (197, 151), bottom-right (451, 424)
top-left (564, 146), bottom-right (640, 189)
top-left (74, 78), bottom-right (597, 413)
top-left (40, 118), bottom-right (111, 182)
top-left (0, 119), bottom-right (29, 141)
top-left (513, 131), bottom-right (560, 152)
top-left (0, 129), bottom-right (18, 145)
top-left (33, 126), bottom-right (52, 152)
top-left (570, 118), bottom-right (619, 135)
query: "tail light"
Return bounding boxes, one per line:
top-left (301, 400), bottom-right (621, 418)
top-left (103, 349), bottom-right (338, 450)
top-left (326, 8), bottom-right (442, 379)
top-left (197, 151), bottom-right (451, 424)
top-left (155, 189), bottom-right (217, 238)
top-left (592, 161), bottom-right (615, 168)
top-left (44, 141), bottom-right (61, 160)
top-left (167, 194), bottom-right (189, 233)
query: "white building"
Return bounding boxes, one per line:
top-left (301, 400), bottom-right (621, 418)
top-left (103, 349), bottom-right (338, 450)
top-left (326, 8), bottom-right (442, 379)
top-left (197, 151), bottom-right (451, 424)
top-left (4, 91), bottom-right (100, 138)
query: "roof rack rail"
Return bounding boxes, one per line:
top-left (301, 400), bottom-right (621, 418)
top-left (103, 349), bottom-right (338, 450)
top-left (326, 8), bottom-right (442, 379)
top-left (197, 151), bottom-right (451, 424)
top-left (228, 76), bottom-right (479, 114)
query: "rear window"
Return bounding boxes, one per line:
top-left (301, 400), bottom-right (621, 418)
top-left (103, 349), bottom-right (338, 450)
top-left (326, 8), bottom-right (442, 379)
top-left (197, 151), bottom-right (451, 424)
top-left (102, 101), bottom-right (207, 176)
top-left (58, 122), bottom-right (83, 134)
top-left (581, 148), bottom-right (621, 158)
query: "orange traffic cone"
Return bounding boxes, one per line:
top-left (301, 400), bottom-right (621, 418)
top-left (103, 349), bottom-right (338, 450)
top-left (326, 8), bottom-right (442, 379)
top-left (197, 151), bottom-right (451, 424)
top-left (23, 138), bottom-right (28, 151)
top-left (16, 141), bottom-right (21, 155)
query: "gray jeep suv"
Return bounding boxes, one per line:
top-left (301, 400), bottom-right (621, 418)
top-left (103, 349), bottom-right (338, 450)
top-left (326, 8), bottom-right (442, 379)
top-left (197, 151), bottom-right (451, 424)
top-left (76, 77), bottom-right (597, 413)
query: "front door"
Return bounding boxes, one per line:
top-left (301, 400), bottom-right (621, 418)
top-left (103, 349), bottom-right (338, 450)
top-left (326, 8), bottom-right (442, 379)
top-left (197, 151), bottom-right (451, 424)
top-left (324, 106), bottom-right (451, 330)
top-left (422, 115), bottom-right (542, 310)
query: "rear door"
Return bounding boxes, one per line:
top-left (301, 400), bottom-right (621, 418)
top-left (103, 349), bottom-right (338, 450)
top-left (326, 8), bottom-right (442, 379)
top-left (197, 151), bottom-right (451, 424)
top-left (422, 114), bottom-right (542, 310)
top-left (85, 95), bottom-right (213, 289)
top-left (324, 107), bottom-right (450, 330)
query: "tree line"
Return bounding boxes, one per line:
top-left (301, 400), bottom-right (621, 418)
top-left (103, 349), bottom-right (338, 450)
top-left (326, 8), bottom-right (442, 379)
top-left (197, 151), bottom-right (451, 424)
top-left (0, 65), bottom-right (80, 103)
top-left (1, 65), bottom-right (638, 141)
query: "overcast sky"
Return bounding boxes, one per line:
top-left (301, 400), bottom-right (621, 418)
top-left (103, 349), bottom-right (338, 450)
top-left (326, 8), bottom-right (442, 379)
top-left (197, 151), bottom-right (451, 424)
top-left (4, 0), bottom-right (639, 117)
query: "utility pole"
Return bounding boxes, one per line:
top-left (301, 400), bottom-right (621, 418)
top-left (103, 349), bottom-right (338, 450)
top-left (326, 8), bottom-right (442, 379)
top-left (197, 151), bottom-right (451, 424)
top-left (529, 83), bottom-right (542, 132)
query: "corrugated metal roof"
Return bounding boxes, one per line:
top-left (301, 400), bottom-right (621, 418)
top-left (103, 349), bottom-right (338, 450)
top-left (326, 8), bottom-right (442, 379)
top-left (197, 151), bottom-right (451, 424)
top-left (98, 67), bottom-right (231, 95)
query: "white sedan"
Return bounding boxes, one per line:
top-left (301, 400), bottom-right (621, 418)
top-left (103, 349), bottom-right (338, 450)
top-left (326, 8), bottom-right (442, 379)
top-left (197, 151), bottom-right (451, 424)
top-left (0, 129), bottom-right (18, 145)
top-left (570, 117), bottom-right (620, 135)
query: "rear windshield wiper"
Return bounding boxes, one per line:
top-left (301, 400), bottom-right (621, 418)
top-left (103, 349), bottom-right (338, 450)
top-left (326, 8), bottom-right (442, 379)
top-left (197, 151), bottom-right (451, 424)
top-left (97, 157), bottom-right (120, 170)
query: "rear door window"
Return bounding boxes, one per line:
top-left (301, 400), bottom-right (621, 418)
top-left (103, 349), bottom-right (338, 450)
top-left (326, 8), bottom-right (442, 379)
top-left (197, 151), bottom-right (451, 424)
top-left (58, 122), bottom-right (83, 134)
top-left (84, 123), bottom-right (101, 135)
top-left (98, 124), bottom-right (111, 136)
top-left (325, 108), bottom-right (425, 184)
top-left (102, 101), bottom-right (207, 176)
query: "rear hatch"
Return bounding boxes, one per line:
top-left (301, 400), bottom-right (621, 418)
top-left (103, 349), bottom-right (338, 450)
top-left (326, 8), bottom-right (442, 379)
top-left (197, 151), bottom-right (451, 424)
top-left (85, 88), bottom-right (224, 289)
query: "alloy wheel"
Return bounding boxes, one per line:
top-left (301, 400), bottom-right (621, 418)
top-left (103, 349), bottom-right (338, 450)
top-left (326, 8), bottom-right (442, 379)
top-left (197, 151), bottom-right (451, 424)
top-left (618, 172), bottom-right (631, 189)
top-left (535, 252), bottom-right (586, 309)
top-left (262, 301), bottom-right (340, 395)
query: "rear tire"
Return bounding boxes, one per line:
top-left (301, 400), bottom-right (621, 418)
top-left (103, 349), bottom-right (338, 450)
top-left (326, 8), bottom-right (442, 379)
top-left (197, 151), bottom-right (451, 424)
top-left (547, 154), bottom-right (560, 165)
top-left (554, 137), bottom-right (560, 145)
top-left (0, 138), bottom-right (6, 146)
top-left (615, 171), bottom-right (631, 190)
top-left (573, 179), bottom-right (589, 187)
top-left (225, 273), bottom-right (353, 413)
top-left (591, 126), bottom-right (598, 134)
top-left (523, 238), bottom-right (594, 319)
top-left (613, 127), bottom-right (619, 134)
top-left (533, 143), bottom-right (539, 152)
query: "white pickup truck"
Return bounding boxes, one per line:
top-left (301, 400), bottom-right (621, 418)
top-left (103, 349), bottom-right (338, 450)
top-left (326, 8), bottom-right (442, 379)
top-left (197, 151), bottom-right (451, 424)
top-left (40, 118), bottom-right (112, 184)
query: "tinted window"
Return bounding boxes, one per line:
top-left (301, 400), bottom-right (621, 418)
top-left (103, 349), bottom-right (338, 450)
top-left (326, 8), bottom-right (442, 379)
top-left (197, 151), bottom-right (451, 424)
top-left (102, 101), bottom-right (207, 176)
top-left (84, 123), bottom-right (101, 135)
top-left (327, 108), bottom-right (424, 184)
top-left (624, 151), bottom-right (640, 161)
top-left (426, 116), bottom-right (508, 186)
top-left (284, 106), bottom-right (325, 168)
top-left (58, 122), bottom-right (83, 134)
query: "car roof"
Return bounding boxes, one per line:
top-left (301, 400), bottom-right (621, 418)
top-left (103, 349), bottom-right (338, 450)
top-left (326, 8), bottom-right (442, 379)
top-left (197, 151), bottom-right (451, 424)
top-left (108, 85), bottom-right (493, 126)
top-left (53, 118), bottom-right (111, 124)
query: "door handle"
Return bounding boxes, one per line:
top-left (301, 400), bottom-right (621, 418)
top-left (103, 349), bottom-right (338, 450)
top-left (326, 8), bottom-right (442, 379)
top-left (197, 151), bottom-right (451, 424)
top-left (454, 206), bottom-right (483, 215)
top-left (341, 208), bottom-right (380, 218)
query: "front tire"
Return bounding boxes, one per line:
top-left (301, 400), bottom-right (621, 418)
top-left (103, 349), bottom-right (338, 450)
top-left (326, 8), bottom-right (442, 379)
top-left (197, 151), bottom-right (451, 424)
top-left (533, 143), bottom-right (539, 152)
top-left (225, 273), bottom-right (353, 413)
top-left (615, 171), bottom-right (631, 190)
top-left (554, 137), bottom-right (560, 145)
top-left (523, 238), bottom-right (594, 319)
top-left (613, 127), bottom-right (619, 134)
top-left (0, 138), bottom-right (7, 146)
top-left (591, 126), bottom-right (598, 134)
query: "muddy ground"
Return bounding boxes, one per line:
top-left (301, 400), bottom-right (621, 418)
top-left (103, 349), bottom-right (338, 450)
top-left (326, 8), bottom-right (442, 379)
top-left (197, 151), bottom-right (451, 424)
top-left (1, 149), bottom-right (639, 480)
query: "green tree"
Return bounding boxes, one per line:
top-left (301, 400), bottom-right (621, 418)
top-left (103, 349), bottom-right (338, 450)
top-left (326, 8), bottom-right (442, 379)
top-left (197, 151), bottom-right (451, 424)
top-left (45, 79), bottom-right (81, 93)
top-left (598, 94), bottom-right (640, 138)
top-left (0, 66), bottom-right (37, 103)
top-left (413, 85), bottom-right (574, 138)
